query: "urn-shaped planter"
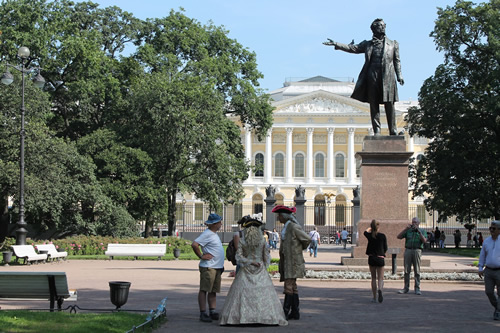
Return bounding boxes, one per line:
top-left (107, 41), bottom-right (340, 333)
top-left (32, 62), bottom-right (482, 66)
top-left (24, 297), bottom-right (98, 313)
top-left (109, 281), bottom-right (131, 310)
top-left (2, 251), bottom-right (12, 266)
top-left (173, 248), bottom-right (181, 259)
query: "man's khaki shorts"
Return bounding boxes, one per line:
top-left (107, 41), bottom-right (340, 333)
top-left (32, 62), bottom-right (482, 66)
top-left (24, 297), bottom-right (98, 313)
top-left (199, 267), bottom-right (222, 293)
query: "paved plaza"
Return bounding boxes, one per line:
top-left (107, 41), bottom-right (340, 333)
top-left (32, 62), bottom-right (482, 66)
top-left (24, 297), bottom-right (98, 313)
top-left (1, 245), bottom-right (499, 332)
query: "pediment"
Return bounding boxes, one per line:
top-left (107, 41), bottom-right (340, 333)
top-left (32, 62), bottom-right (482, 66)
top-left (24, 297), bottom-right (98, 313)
top-left (272, 90), bottom-right (369, 115)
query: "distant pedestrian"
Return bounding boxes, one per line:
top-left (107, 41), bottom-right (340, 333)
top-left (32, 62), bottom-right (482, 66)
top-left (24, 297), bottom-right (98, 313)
top-left (365, 220), bottom-right (387, 303)
top-left (308, 227), bottom-right (321, 257)
top-left (439, 232), bottom-right (446, 248)
top-left (397, 217), bottom-right (427, 295)
top-left (270, 228), bottom-right (280, 250)
top-left (477, 220), bottom-right (500, 321)
top-left (479, 232), bottom-right (484, 247)
top-left (467, 230), bottom-right (472, 248)
top-left (434, 227), bottom-right (441, 244)
top-left (454, 229), bottom-right (462, 248)
top-left (341, 228), bottom-right (349, 249)
top-left (191, 213), bottom-right (224, 323)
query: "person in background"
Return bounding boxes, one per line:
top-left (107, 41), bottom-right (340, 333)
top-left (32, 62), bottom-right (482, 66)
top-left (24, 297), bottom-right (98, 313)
top-left (454, 229), bottom-right (462, 248)
top-left (191, 213), bottom-right (225, 323)
top-left (397, 217), bottom-right (427, 295)
top-left (439, 232), bottom-right (446, 248)
top-left (341, 228), bottom-right (349, 249)
top-left (477, 220), bottom-right (500, 321)
top-left (308, 227), bottom-right (321, 258)
top-left (365, 219), bottom-right (388, 303)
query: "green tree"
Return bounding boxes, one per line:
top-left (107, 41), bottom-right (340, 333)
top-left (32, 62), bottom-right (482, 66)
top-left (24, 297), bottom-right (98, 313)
top-left (406, 0), bottom-right (500, 221)
top-left (125, 11), bottom-right (273, 235)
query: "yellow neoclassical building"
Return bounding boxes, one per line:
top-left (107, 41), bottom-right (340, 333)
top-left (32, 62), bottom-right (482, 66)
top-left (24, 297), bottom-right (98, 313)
top-left (178, 76), bottom-right (427, 231)
top-left (237, 76), bottom-right (423, 219)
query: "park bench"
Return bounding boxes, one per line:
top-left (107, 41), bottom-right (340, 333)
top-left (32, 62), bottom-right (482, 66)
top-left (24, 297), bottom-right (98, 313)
top-left (35, 244), bottom-right (68, 261)
top-left (11, 245), bottom-right (48, 265)
top-left (0, 272), bottom-right (76, 311)
top-left (105, 243), bottom-right (167, 260)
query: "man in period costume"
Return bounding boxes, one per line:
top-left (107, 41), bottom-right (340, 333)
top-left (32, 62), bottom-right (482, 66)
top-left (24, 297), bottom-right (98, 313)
top-left (323, 18), bottom-right (404, 135)
top-left (272, 205), bottom-right (311, 320)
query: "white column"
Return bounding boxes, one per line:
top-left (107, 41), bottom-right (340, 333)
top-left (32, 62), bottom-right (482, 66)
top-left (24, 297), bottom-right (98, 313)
top-left (347, 127), bottom-right (355, 183)
top-left (327, 127), bottom-right (335, 183)
top-left (264, 128), bottom-right (273, 183)
top-left (245, 126), bottom-right (252, 181)
top-left (286, 127), bottom-right (293, 182)
top-left (307, 128), bottom-right (314, 182)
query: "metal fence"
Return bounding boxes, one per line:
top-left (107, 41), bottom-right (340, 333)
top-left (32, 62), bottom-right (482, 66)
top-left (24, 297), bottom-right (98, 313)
top-left (165, 203), bottom-right (493, 242)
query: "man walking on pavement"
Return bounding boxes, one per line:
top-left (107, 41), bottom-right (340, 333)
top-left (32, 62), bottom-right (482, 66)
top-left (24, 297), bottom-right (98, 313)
top-left (397, 217), bottom-right (427, 295)
top-left (341, 228), bottom-right (349, 249)
top-left (478, 220), bottom-right (500, 321)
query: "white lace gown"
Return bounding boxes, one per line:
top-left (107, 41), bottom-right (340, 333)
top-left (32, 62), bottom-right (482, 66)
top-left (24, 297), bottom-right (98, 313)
top-left (219, 238), bottom-right (288, 326)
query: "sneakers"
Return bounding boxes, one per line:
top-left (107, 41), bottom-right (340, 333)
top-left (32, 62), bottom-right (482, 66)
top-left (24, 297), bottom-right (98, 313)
top-left (415, 290), bottom-right (422, 295)
top-left (200, 312), bottom-right (212, 322)
top-left (398, 289), bottom-right (409, 294)
top-left (378, 290), bottom-right (384, 303)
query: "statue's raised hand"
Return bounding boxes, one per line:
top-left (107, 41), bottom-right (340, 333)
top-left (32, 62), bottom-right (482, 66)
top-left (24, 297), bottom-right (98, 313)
top-left (323, 38), bottom-right (336, 46)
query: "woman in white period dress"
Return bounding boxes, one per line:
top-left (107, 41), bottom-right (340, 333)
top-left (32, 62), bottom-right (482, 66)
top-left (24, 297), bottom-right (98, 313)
top-left (219, 215), bottom-right (288, 326)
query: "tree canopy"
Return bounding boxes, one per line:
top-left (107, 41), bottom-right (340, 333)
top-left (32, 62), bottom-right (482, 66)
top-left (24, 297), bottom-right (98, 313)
top-left (406, 0), bottom-right (500, 222)
top-left (0, 0), bottom-right (273, 239)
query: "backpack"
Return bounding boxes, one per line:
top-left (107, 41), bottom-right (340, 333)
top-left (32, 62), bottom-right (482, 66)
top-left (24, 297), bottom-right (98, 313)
top-left (226, 231), bottom-right (242, 265)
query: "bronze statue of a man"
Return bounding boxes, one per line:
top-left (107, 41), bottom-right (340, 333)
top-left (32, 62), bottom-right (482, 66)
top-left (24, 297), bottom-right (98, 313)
top-left (323, 18), bottom-right (404, 135)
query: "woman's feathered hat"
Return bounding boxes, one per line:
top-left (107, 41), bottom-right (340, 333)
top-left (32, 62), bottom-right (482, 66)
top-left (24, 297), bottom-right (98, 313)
top-left (271, 205), bottom-right (297, 214)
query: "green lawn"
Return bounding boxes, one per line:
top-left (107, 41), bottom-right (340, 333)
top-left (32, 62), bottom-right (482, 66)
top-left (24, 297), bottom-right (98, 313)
top-left (0, 311), bottom-right (154, 333)
top-left (430, 247), bottom-right (481, 258)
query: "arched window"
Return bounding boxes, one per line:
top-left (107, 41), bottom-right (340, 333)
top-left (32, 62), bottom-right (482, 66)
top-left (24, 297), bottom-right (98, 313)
top-left (315, 153), bottom-right (325, 177)
top-left (255, 153), bottom-right (264, 177)
top-left (335, 153), bottom-right (345, 178)
top-left (252, 193), bottom-right (263, 214)
top-left (294, 153), bottom-right (304, 177)
top-left (274, 153), bottom-right (284, 177)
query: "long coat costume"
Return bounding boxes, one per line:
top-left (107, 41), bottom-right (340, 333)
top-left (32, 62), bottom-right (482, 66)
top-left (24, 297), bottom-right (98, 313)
top-left (279, 221), bottom-right (311, 281)
top-left (334, 37), bottom-right (402, 103)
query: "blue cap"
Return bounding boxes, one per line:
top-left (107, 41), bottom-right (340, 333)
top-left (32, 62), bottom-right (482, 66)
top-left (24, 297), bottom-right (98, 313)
top-left (205, 213), bottom-right (222, 224)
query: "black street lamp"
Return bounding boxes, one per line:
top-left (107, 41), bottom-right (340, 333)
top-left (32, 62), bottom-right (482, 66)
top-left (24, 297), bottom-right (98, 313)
top-left (1, 46), bottom-right (45, 245)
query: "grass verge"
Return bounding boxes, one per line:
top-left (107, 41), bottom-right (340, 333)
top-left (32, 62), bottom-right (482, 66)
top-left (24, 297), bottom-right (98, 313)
top-left (0, 311), bottom-right (151, 333)
top-left (429, 247), bottom-right (480, 258)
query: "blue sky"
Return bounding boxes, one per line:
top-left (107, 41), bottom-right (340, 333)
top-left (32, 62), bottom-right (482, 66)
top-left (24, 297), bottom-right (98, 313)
top-left (83, 0), bottom-right (458, 101)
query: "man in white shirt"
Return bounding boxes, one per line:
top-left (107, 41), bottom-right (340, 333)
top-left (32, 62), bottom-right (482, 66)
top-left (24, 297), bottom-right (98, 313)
top-left (341, 228), bottom-right (349, 249)
top-left (191, 213), bottom-right (224, 322)
top-left (308, 227), bottom-right (321, 257)
top-left (478, 220), bottom-right (500, 321)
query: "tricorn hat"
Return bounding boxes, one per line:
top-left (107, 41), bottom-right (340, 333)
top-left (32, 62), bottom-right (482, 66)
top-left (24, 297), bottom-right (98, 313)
top-left (205, 213), bottom-right (222, 224)
top-left (271, 205), bottom-right (297, 214)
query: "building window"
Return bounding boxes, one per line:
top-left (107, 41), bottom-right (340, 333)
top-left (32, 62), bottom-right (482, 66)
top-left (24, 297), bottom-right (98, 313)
top-left (255, 153), bottom-right (264, 177)
top-left (335, 153), bottom-right (345, 178)
top-left (315, 153), bottom-right (325, 177)
top-left (195, 203), bottom-right (204, 223)
top-left (275, 153), bottom-right (284, 177)
top-left (295, 153), bottom-right (304, 177)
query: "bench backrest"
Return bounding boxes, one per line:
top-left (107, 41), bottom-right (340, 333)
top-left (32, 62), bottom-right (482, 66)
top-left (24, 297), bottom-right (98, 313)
top-left (36, 244), bottom-right (59, 255)
top-left (0, 272), bottom-right (70, 298)
top-left (11, 245), bottom-right (39, 257)
top-left (107, 244), bottom-right (166, 251)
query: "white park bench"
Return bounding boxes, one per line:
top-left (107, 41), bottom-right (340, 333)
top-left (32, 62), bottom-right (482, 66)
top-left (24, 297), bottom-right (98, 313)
top-left (11, 245), bottom-right (48, 265)
top-left (105, 243), bottom-right (167, 260)
top-left (0, 272), bottom-right (76, 311)
top-left (35, 244), bottom-right (68, 261)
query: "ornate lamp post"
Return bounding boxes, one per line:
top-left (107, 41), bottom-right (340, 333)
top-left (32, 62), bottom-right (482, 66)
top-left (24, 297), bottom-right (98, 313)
top-left (1, 46), bottom-right (45, 245)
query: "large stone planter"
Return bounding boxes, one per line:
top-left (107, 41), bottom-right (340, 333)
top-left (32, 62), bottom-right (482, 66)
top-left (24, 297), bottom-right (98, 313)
top-left (173, 248), bottom-right (181, 259)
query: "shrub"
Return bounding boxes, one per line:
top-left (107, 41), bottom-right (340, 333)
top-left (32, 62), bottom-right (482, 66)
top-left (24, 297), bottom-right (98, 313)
top-left (27, 235), bottom-right (193, 256)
